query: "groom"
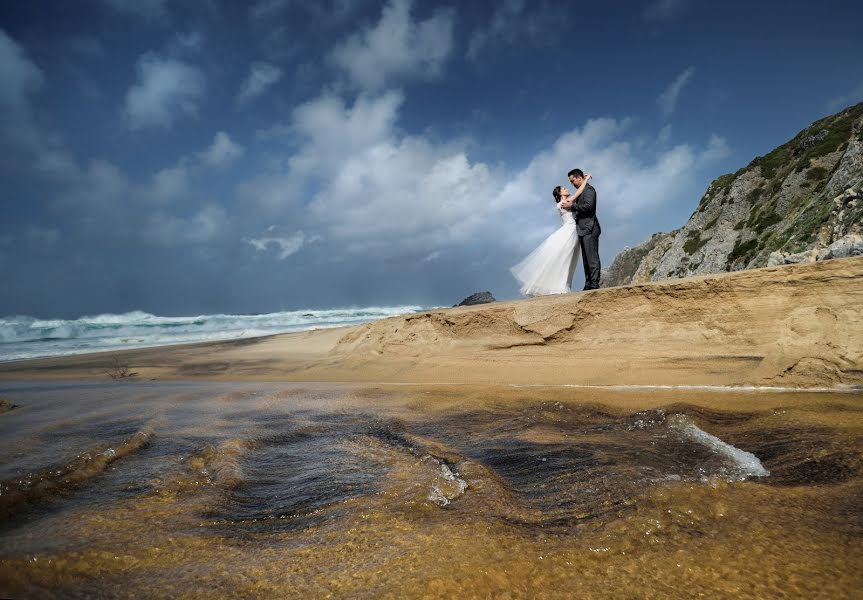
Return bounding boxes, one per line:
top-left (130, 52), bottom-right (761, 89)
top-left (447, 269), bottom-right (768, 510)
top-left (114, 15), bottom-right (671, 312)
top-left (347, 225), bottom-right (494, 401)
top-left (567, 168), bottom-right (601, 290)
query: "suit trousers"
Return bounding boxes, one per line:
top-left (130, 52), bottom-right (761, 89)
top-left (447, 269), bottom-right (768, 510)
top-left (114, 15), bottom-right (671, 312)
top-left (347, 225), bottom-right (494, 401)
top-left (579, 229), bottom-right (601, 290)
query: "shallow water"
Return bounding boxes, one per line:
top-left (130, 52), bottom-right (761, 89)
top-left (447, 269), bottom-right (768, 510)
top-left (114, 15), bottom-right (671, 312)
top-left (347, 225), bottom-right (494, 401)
top-left (0, 381), bottom-right (861, 598)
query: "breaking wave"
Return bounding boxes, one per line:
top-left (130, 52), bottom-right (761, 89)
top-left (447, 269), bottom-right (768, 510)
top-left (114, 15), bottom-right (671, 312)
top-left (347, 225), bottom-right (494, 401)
top-left (0, 306), bottom-right (428, 361)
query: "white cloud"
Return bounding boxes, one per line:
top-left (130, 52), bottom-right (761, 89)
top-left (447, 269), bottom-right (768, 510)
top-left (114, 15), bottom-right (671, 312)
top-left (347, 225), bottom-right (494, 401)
top-left (35, 128), bottom-right (245, 250)
top-left (198, 131), bottom-right (244, 167)
top-left (827, 81), bottom-right (863, 112)
top-left (657, 66), bottom-right (695, 116)
top-left (244, 231), bottom-right (306, 259)
top-left (102, 0), bottom-right (168, 20)
top-left (643, 0), bottom-right (688, 22)
top-left (142, 204), bottom-right (227, 247)
top-left (186, 205), bottom-right (227, 243)
top-left (239, 91), bottom-right (405, 214)
top-left (698, 134), bottom-right (731, 164)
top-left (123, 53), bottom-right (205, 130)
top-left (150, 163), bottom-right (189, 203)
top-left (467, 0), bottom-right (564, 63)
top-left (330, 0), bottom-right (454, 91)
top-left (243, 88), bottom-right (728, 261)
top-left (36, 150), bottom-right (81, 180)
top-left (494, 117), bottom-right (724, 233)
top-left (237, 62), bottom-right (283, 104)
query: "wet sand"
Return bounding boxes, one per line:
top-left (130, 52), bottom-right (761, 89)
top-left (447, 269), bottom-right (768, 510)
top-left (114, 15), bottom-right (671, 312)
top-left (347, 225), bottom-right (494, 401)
top-left (1, 258), bottom-right (862, 597)
top-left (0, 382), bottom-right (862, 599)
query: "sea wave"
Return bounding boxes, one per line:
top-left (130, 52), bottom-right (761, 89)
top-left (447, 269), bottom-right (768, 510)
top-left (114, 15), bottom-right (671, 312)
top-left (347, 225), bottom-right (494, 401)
top-left (0, 306), bottom-right (427, 362)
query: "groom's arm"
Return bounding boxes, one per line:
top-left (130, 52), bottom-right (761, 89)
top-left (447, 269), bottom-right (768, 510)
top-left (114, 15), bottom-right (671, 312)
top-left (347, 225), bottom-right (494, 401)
top-left (576, 186), bottom-right (596, 215)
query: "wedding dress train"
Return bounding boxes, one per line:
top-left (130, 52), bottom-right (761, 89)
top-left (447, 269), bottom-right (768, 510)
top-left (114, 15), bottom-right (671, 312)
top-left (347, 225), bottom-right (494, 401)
top-left (510, 203), bottom-right (580, 296)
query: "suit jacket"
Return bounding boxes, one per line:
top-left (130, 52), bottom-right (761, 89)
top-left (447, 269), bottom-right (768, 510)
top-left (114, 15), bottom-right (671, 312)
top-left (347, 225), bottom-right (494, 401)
top-left (573, 184), bottom-right (600, 237)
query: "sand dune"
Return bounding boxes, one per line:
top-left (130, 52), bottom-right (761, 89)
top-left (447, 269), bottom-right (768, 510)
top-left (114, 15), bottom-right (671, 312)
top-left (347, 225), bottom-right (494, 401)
top-left (2, 256), bottom-right (862, 388)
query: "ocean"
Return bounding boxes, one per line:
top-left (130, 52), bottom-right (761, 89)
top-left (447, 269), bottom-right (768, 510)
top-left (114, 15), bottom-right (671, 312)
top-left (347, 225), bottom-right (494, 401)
top-left (0, 306), bottom-right (427, 362)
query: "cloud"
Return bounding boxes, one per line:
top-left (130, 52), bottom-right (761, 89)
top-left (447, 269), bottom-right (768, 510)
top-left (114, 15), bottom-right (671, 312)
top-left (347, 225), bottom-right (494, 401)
top-left (244, 87), bottom-right (729, 263)
top-left (101, 0), bottom-right (168, 20)
top-left (237, 62), bottom-right (283, 104)
top-left (168, 31), bottom-right (205, 55)
top-left (149, 163), bottom-right (190, 203)
top-left (123, 53), bottom-right (205, 130)
top-left (0, 29), bottom-right (46, 147)
top-left (244, 230), bottom-right (307, 259)
top-left (33, 128), bottom-right (246, 255)
top-left (643, 0), bottom-right (689, 22)
top-left (657, 124), bottom-right (672, 144)
top-left (330, 0), bottom-right (454, 91)
top-left (467, 0), bottom-right (565, 63)
top-left (242, 91), bottom-right (496, 252)
top-left (826, 81), bottom-right (863, 112)
top-left (698, 134), bottom-right (731, 164)
top-left (142, 204), bottom-right (227, 247)
top-left (198, 131), bottom-right (244, 167)
top-left (657, 66), bottom-right (695, 116)
top-left (241, 91), bottom-right (405, 214)
top-left (494, 117), bottom-right (726, 235)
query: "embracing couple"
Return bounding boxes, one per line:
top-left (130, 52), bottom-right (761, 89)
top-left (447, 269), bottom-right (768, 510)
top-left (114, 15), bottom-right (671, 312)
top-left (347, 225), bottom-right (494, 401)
top-left (510, 169), bottom-right (601, 296)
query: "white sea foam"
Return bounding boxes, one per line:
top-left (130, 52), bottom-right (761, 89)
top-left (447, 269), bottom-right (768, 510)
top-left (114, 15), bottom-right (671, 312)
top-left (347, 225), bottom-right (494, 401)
top-left (426, 459), bottom-right (468, 507)
top-left (668, 414), bottom-right (769, 480)
top-left (0, 306), bottom-right (428, 362)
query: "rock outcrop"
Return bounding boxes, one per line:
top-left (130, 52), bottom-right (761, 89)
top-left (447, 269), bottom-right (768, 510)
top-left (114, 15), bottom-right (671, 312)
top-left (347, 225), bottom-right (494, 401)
top-left (455, 291), bottom-right (496, 306)
top-left (606, 101), bottom-right (863, 286)
top-left (333, 257), bottom-right (863, 389)
top-left (601, 231), bottom-right (677, 287)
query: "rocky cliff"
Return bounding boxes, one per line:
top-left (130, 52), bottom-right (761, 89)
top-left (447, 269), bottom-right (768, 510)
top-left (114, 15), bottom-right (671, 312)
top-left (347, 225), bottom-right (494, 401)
top-left (603, 101), bottom-right (863, 286)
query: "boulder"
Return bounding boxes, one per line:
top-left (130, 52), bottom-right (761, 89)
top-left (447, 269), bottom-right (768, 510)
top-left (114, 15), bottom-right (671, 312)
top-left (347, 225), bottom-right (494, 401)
top-left (455, 291), bottom-right (496, 307)
top-left (785, 249), bottom-right (820, 264)
top-left (767, 251), bottom-right (785, 267)
top-left (819, 234), bottom-right (863, 260)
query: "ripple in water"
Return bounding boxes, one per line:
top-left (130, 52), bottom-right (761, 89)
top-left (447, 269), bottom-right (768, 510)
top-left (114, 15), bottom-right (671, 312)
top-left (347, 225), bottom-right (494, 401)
top-left (0, 383), bottom-right (859, 599)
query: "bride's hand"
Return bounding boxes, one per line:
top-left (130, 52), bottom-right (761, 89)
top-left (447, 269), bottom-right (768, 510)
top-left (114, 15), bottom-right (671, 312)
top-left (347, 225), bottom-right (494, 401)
top-left (585, 173), bottom-right (592, 181)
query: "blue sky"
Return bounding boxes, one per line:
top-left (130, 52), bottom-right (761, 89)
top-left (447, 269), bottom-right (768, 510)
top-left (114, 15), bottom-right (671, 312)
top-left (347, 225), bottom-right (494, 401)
top-left (1, 0), bottom-right (862, 317)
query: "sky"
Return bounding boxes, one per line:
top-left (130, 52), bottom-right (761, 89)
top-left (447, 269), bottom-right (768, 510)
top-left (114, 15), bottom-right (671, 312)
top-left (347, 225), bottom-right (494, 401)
top-left (1, 0), bottom-right (862, 318)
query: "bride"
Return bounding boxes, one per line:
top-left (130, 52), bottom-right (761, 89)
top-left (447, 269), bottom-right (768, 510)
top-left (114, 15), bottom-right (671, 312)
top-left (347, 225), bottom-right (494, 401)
top-left (510, 174), bottom-right (592, 296)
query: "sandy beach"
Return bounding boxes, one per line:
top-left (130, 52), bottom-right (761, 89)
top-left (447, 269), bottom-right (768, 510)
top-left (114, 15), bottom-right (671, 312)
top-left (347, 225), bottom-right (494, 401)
top-left (3, 256), bottom-right (862, 390)
top-left (2, 257), bottom-right (863, 599)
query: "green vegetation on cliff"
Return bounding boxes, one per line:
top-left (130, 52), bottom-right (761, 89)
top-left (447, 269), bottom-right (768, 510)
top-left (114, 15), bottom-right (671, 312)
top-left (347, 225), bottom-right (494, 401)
top-left (604, 100), bottom-right (863, 287)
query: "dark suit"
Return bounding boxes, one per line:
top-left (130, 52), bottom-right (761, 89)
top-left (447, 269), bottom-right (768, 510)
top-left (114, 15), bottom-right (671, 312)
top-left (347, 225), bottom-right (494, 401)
top-left (573, 183), bottom-right (601, 289)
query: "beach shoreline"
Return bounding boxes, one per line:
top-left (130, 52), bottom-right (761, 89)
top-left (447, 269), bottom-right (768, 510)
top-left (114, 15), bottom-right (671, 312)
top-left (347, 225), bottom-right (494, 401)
top-left (2, 256), bottom-right (862, 390)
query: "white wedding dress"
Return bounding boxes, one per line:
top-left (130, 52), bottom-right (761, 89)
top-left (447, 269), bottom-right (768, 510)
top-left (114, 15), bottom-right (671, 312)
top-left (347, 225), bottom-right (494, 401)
top-left (510, 203), bottom-right (580, 296)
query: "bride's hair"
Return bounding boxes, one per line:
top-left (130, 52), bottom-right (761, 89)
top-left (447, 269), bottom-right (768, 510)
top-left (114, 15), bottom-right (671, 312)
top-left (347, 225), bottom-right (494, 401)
top-left (552, 186), bottom-right (563, 203)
